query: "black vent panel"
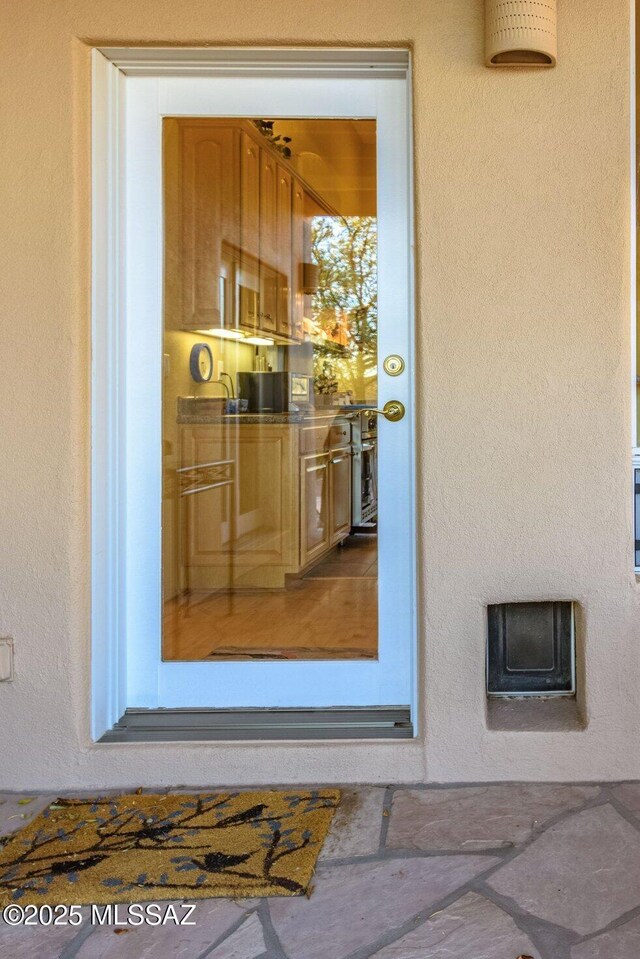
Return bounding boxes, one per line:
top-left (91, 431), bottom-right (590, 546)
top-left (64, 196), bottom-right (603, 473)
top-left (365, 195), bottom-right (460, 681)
top-left (487, 601), bottom-right (574, 695)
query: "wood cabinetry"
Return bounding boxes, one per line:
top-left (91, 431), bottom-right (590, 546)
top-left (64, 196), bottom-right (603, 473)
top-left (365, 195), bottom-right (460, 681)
top-left (164, 120), bottom-right (239, 331)
top-left (180, 423), bottom-right (298, 590)
top-left (164, 118), bottom-right (333, 340)
top-left (240, 132), bottom-right (260, 261)
top-left (291, 180), bottom-right (305, 340)
top-left (329, 446), bottom-right (352, 544)
top-left (299, 415), bottom-right (352, 568)
top-left (300, 452), bottom-right (330, 567)
top-left (276, 165), bottom-right (293, 337)
top-left (178, 415), bottom-right (352, 589)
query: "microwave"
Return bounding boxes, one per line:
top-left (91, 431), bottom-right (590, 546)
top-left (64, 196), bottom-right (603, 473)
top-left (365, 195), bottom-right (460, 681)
top-left (237, 372), bottom-right (314, 413)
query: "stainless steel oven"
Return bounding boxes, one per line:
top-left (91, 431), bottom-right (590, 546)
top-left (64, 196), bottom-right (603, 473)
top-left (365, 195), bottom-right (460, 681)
top-left (352, 411), bottom-right (378, 526)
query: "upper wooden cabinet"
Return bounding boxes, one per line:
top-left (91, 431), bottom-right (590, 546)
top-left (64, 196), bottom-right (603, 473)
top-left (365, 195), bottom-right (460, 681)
top-left (164, 118), bottom-right (332, 339)
top-left (291, 180), bottom-right (305, 341)
top-left (164, 120), bottom-right (239, 331)
top-left (276, 165), bottom-right (293, 338)
top-left (240, 132), bottom-right (260, 262)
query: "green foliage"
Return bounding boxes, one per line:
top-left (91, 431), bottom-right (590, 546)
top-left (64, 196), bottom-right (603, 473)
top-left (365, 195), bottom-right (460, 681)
top-left (311, 216), bottom-right (377, 402)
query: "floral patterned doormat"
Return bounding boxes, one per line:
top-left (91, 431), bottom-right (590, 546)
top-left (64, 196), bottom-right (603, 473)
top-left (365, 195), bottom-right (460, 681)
top-left (0, 790), bottom-right (340, 906)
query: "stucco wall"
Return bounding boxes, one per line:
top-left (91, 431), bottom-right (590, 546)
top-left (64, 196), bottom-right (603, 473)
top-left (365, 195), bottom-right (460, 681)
top-left (0, 0), bottom-right (638, 790)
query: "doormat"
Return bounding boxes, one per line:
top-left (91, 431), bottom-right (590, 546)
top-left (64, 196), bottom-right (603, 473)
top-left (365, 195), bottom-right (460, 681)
top-left (207, 646), bottom-right (376, 660)
top-left (0, 789), bottom-right (340, 906)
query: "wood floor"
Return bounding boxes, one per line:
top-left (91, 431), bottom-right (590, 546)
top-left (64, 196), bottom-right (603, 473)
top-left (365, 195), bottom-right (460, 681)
top-left (163, 534), bottom-right (378, 661)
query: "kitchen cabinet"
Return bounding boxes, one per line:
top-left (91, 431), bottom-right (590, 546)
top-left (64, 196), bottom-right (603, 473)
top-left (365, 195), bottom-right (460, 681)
top-left (179, 424), bottom-right (298, 590)
top-left (165, 118), bottom-right (334, 340)
top-left (329, 446), bottom-right (352, 544)
top-left (164, 120), bottom-right (239, 331)
top-left (291, 180), bottom-right (305, 340)
top-left (258, 151), bottom-right (278, 334)
top-left (178, 413), bottom-right (352, 588)
top-left (240, 132), bottom-right (260, 261)
top-left (299, 414), bottom-right (352, 567)
top-left (300, 452), bottom-right (330, 567)
top-left (276, 165), bottom-right (293, 337)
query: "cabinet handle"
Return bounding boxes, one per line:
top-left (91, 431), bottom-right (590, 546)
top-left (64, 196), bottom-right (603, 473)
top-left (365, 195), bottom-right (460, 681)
top-left (306, 463), bottom-right (328, 473)
top-left (331, 456), bottom-right (349, 464)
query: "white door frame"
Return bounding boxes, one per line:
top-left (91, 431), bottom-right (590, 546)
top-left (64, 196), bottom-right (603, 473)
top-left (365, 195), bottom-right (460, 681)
top-left (91, 47), bottom-right (416, 740)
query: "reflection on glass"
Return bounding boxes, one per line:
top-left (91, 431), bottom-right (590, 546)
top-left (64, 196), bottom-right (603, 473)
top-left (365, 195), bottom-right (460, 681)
top-left (162, 118), bottom-right (378, 661)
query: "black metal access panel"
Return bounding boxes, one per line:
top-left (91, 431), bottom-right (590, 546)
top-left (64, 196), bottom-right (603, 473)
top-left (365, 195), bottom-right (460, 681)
top-left (487, 601), bottom-right (574, 696)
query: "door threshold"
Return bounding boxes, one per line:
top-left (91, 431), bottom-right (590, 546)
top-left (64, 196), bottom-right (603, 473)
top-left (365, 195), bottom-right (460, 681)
top-left (99, 707), bottom-right (413, 742)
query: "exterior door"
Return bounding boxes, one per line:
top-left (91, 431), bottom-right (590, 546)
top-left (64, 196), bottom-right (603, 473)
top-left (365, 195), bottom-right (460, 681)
top-left (122, 71), bottom-right (415, 714)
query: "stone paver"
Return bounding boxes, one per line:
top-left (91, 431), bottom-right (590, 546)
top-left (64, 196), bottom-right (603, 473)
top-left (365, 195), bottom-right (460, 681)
top-left (0, 793), bottom-right (57, 838)
top-left (207, 912), bottom-right (265, 958)
top-left (571, 913), bottom-right (640, 959)
top-left (488, 803), bottom-right (640, 936)
top-left (387, 784), bottom-right (599, 851)
top-left (3, 784), bottom-right (640, 958)
top-left (269, 855), bottom-right (499, 959)
top-left (0, 919), bottom-right (83, 959)
top-left (319, 786), bottom-right (385, 859)
top-left (612, 782), bottom-right (640, 817)
top-left (74, 900), bottom-right (252, 958)
top-left (369, 892), bottom-right (542, 959)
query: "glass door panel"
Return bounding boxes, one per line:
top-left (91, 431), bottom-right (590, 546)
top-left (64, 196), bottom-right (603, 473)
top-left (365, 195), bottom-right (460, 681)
top-left (123, 72), bottom-right (413, 710)
top-left (162, 117), bottom-right (381, 663)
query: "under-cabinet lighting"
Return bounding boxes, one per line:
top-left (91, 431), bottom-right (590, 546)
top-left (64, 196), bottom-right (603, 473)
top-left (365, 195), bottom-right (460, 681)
top-left (244, 336), bottom-right (274, 346)
top-left (196, 328), bottom-right (244, 341)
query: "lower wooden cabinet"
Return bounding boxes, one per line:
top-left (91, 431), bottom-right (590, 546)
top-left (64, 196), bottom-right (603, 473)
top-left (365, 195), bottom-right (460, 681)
top-left (300, 452), bottom-right (330, 567)
top-left (329, 446), bottom-right (352, 545)
top-left (177, 418), bottom-right (352, 589)
top-left (179, 423), bottom-right (298, 589)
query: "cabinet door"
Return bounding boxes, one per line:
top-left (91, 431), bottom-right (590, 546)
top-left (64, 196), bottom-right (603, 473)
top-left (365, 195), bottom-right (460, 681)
top-left (291, 180), bottom-right (305, 341)
top-left (300, 452), bottom-right (330, 566)
top-left (330, 446), bottom-right (352, 544)
top-left (238, 131), bottom-right (261, 334)
top-left (170, 122), bottom-right (239, 330)
top-left (259, 151), bottom-right (278, 334)
top-left (276, 165), bottom-right (292, 337)
top-left (179, 427), bottom-right (234, 584)
top-left (240, 132), bottom-right (260, 261)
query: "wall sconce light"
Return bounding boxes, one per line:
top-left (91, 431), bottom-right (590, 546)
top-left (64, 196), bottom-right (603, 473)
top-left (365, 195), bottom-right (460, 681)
top-left (302, 262), bottom-right (320, 295)
top-left (486, 0), bottom-right (557, 67)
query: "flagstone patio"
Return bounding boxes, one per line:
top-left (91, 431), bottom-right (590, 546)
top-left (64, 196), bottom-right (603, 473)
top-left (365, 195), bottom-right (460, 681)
top-left (2, 782), bottom-right (640, 958)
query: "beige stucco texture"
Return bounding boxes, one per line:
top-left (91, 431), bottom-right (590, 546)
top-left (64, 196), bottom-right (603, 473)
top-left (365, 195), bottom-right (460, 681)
top-left (0, 0), bottom-right (638, 789)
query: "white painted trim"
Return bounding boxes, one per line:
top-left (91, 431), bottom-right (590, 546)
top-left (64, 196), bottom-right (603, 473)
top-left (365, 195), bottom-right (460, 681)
top-left (97, 46), bottom-right (409, 79)
top-left (632, 1), bottom-right (637, 452)
top-left (91, 46), bottom-right (416, 735)
top-left (91, 50), bottom-right (127, 739)
top-left (632, 2), bottom-right (638, 577)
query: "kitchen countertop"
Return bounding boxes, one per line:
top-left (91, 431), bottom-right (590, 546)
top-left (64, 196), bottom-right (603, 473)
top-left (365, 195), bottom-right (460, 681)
top-left (177, 397), bottom-right (361, 425)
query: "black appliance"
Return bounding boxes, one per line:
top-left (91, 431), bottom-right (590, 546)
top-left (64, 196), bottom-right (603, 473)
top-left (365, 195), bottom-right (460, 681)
top-left (237, 372), bottom-right (314, 413)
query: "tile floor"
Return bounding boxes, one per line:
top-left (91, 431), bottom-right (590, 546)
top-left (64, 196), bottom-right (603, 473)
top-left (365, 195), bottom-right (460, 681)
top-left (2, 782), bottom-right (640, 958)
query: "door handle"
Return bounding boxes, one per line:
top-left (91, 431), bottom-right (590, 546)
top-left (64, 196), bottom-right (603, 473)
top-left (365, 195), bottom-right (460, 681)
top-left (362, 400), bottom-right (405, 422)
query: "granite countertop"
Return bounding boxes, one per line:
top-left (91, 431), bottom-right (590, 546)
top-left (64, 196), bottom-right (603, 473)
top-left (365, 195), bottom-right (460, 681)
top-left (177, 397), bottom-right (360, 425)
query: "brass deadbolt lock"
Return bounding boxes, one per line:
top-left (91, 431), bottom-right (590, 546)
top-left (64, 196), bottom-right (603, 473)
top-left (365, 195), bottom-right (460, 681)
top-left (383, 354), bottom-right (405, 377)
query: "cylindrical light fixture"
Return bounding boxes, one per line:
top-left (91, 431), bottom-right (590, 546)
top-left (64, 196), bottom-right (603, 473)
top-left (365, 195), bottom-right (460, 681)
top-left (486, 0), bottom-right (557, 67)
top-left (302, 262), bottom-right (320, 295)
